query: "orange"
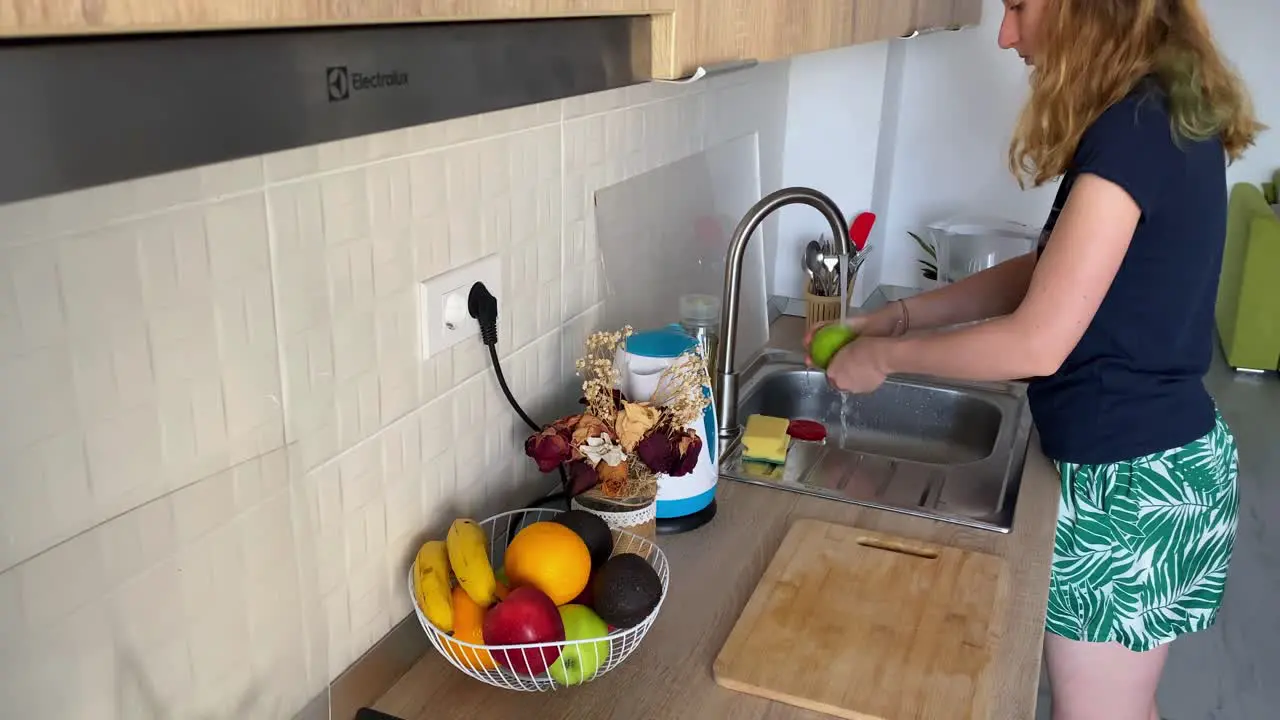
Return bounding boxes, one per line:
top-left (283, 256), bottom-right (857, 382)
top-left (503, 521), bottom-right (592, 606)
top-left (442, 585), bottom-right (497, 671)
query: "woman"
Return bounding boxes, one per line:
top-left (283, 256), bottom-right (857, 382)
top-left (810, 1), bottom-right (1262, 718)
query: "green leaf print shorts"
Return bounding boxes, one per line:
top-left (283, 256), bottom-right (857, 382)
top-left (1046, 411), bottom-right (1240, 652)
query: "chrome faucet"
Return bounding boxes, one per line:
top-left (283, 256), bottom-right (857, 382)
top-left (714, 187), bottom-right (852, 439)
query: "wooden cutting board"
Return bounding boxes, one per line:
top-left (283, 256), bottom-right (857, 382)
top-left (713, 519), bottom-right (1008, 720)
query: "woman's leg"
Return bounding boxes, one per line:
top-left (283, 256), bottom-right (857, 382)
top-left (1044, 410), bottom-right (1238, 720)
top-left (1044, 633), bottom-right (1168, 720)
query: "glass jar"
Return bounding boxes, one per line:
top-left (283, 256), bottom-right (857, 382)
top-left (677, 293), bottom-right (721, 379)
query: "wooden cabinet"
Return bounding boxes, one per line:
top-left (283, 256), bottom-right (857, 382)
top-left (650, 0), bottom-right (982, 80)
top-left (0, 0), bottom-right (674, 37)
top-left (0, 0), bottom-right (980, 82)
top-left (852, 0), bottom-right (918, 44)
top-left (912, 0), bottom-right (983, 34)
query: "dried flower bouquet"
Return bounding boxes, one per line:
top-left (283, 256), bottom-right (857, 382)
top-left (523, 326), bottom-right (711, 501)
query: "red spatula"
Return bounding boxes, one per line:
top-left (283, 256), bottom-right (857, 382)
top-left (849, 211), bottom-right (876, 252)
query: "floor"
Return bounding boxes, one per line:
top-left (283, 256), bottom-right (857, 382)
top-left (1034, 348), bottom-right (1280, 720)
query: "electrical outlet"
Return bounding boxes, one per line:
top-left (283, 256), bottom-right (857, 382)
top-left (419, 255), bottom-right (503, 358)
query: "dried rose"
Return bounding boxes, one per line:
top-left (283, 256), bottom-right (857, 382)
top-left (636, 430), bottom-right (677, 475)
top-left (568, 460), bottom-right (600, 495)
top-left (524, 427), bottom-right (574, 473)
top-left (636, 426), bottom-right (702, 476)
top-left (580, 433), bottom-right (626, 467)
top-left (597, 460), bottom-right (629, 487)
top-left (615, 402), bottom-right (660, 452)
top-left (669, 428), bottom-right (703, 477)
top-left (571, 414), bottom-right (609, 448)
top-left (549, 413), bottom-right (582, 438)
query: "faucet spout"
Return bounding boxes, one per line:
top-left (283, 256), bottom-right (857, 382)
top-left (714, 187), bottom-right (852, 439)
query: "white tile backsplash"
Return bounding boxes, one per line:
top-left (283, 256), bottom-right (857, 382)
top-left (0, 59), bottom-right (790, 718)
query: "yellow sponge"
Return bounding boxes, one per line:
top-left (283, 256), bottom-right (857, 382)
top-left (741, 414), bottom-right (791, 465)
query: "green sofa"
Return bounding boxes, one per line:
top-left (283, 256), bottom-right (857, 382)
top-left (1216, 169), bottom-right (1280, 372)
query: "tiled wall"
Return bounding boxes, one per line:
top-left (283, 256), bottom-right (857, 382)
top-left (0, 60), bottom-right (790, 718)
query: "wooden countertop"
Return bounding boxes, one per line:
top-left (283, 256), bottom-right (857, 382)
top-left (373, 316), bottom-right (1059, 720)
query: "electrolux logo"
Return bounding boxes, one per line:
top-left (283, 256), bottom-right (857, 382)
top-left (326, 67), bottom-right (349, 101)
top-left (325, 65), bottom-right (410, 103)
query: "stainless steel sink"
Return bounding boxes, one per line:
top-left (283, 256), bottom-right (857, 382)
top-left (717, 350), bottom-right (1034, 533)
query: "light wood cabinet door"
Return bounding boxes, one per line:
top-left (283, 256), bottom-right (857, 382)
top-left (0, 0), bottom-right (674, 38)
top-left (650, 0), bottom-right (894, 80)
top-left (850, 0), bottom-right (917, 44)
top-left (650, 0), bottom-right (981, 80)
top-left (649, 1), bottom-right (848, 81)
top-left (949, 0), bottom-right (984, 28)
top-left (912, 0), bottom-right (984, 34)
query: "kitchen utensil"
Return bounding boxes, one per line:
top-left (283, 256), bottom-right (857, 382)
top-left (849, 211), bottom-right (876, 252)
top-left (847, 244), bottom-right (873, 286)
top-left (714, 519), bottom-right (1007, 720)
top-left (413, 508), bottom-right (670, 692)
top-left (812, 236), bottom-right (842, 297)
top-left (821, 253), bottom-right (839, 294)
top-left (805, 240), bottom-right (825, 293)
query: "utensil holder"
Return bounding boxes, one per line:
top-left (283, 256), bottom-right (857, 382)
top-left (805, 289), bottom-right (842, 332)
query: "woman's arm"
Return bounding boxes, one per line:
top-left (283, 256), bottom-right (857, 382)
top-left (857, 251), bottom-right (1038, 336)
top-left (874, 173), bottom-right (1139, 381)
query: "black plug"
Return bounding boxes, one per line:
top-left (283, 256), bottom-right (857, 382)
top-left (467, 281), bottom-right (499, 347)
top-left (467, 277), bottom-right (569, 505)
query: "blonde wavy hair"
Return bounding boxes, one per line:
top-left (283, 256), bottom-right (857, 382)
top-left (1009, 0), bottom-right (1265, 188)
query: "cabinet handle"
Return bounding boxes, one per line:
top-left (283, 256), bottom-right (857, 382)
top-left (655, 58), bottom-right (759, 85)
top-left (899, 25), bottom-right (964, 39)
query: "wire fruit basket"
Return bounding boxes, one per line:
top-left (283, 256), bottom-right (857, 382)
top-left (409, 508), bottom-right (670, 692)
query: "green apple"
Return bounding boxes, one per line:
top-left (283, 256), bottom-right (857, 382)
top-left (808, 323), bottom-right (859, 370)
top-left (546, 604), bottom-right (611, 686)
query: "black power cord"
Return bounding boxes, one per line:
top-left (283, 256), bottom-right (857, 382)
top-left (467, 282), bottom-right (571, 509)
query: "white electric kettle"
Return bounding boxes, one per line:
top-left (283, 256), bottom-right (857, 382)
top-left (615, 327), bottom-right (718, 530)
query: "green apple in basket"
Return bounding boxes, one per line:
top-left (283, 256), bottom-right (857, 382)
top-left (547, 604), bottom-right (612, 686)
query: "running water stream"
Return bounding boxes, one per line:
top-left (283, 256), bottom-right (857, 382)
top-left (804, 252), bottom-right (855, 447)
top-left (837, 252), bottom-right (853, 448)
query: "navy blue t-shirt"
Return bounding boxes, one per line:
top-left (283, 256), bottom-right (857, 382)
top-left (1028, 78), bottom-right (1226, 465)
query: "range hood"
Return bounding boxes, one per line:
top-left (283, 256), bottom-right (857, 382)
top-left (0, 17), bottom-right (650, 205)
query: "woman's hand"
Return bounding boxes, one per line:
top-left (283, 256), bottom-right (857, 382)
top-left (802, 301), bottom-right (906, 354)
top-left (803, 301), bottom-right (906, 368)
top-left (802, 315), bottom-right (868, 352)
top-left (824, 337), bottom-right (892, 394)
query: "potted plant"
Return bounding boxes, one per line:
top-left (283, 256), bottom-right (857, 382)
top-left (908, 230), bottom-right (938, 283)
top-left (523, 326), bottom-right (710, 538)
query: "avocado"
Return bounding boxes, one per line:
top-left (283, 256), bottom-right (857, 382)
top-left (592, 552), bottom-right (663, 629)
top-left (554, 509), bottom-right (614, 569)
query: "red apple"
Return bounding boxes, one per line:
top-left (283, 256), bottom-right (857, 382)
top-left (482, 586), bottom-right (565, 675)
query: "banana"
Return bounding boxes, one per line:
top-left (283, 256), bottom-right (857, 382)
top-left (413, 540), bottom-right (454, 633)
top-left (446, 519), bottom-right (498, 608)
